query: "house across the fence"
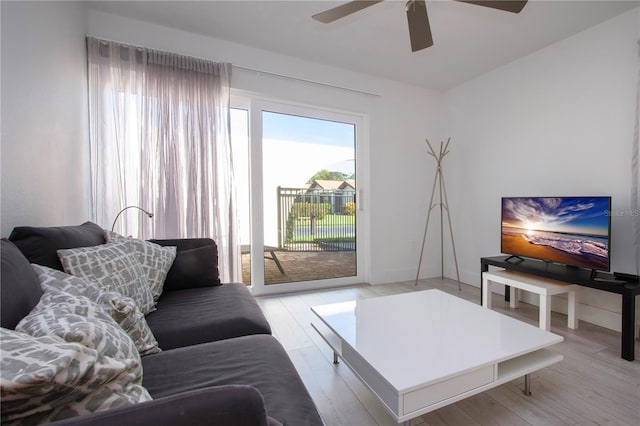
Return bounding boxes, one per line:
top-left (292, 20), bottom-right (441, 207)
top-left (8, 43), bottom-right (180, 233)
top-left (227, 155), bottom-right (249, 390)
top-left (277, 182), bottom-right (356, 252)
top-left (307, 179), bottom-right (355, 192)
top-left (305, 179), bottom-right (355, 215)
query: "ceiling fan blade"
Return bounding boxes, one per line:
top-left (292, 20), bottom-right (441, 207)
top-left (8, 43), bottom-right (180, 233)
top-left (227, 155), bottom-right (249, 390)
top-left (455, 1), bottom-right (528, 14)
top-left (312, 1), bottom-right (384, 24)
top-left (406, 0), bottom-right (433, 52)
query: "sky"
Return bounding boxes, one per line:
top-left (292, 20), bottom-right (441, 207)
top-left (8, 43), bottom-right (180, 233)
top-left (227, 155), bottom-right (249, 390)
top-left (264, 111), bottom-right (355, 180)
top-left (263, 110), bottom-right (355, 151)
top-left (501, 197), bottom-right (610, 236)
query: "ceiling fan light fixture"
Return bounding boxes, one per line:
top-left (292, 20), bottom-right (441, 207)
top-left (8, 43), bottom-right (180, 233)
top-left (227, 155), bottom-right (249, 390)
top-left (313, 0), bottom-right (527, 52)
top-left (406, 0), bottom-right (432, 52)
top-left (456, 1), bottom-right (528, 14)
top-left (312, 0), bottom-right (382, 24)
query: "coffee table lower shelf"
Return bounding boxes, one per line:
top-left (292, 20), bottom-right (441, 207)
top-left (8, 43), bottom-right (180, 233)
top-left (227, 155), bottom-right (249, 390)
top-left (311, 320), bottom-right (563, 424)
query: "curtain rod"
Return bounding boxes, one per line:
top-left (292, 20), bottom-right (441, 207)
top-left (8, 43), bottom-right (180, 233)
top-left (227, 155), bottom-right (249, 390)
top-left (232, 64), bottom-right (381, 97)
top-left (86, 36), bottom-right (381, 97)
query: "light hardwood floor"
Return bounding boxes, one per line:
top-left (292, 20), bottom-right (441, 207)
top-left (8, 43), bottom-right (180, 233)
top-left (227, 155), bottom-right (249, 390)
top-left (256, 278), bottom-right (640, 426)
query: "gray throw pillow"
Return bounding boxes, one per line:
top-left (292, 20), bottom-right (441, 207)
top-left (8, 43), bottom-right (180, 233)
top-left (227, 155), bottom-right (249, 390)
top-left (31, 264), bottom-right (160, 356)
top-left (16, 289), bottom-right (140, 363)
top-left (0, 328), bottom-right (151, 424)
top-left (57, 242), bottom-right (156, 315)
top-left (105, 231), bottom-right (176, 302)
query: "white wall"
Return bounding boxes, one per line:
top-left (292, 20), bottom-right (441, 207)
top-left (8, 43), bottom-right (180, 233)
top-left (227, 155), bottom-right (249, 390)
top-left (443, 7), bottom-right (640, 331)
top-left (1, 1), bottom-right (90, 234)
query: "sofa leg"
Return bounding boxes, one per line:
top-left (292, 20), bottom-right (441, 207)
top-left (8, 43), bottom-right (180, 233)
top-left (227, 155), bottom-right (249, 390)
top-left (333, 351), bottom-right (339, 364)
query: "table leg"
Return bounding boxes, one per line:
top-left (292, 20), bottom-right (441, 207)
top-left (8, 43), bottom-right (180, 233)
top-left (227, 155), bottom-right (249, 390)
top-left (567, 290), bottom-right (578, 329)
top-left (523, 374), bottom-right (532, 396)
top-left (540, 295), bottom-right (551, 331)
top-left (480, 262), bottom-right (489, 304)
top-left (510, 287), bottom-right (519, 309)
top-left (621, 294), bottom-right (636, 361)
top-left (266, 251), bottom-right (285, 274)
top-left (482, 275), bottom-right (491, 309)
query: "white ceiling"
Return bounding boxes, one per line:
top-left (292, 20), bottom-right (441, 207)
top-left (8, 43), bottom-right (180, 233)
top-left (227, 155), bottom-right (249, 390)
top-left (88, 0), bottom-right (639, 90)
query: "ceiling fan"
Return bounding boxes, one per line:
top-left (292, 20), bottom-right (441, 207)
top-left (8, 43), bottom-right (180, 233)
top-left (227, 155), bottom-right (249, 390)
top-left (312, 0), bottom-right (528, 52)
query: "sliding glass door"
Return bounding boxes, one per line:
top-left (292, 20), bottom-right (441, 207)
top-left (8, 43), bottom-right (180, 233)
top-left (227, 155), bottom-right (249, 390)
top-left (231, 98), bottom-right (365, 295)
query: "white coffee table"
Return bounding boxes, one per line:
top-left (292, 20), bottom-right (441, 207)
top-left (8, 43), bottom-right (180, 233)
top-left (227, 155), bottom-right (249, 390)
top-left (311, 289), bottom-right (563, 425)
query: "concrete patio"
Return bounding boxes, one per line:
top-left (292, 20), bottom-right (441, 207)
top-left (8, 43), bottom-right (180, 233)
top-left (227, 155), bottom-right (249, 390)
top-left (241, 249), bottom-right (356, 285)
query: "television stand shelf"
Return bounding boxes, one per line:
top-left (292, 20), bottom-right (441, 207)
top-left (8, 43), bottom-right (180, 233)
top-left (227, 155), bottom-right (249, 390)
top-left (480, 256), bottom-right (640, 361)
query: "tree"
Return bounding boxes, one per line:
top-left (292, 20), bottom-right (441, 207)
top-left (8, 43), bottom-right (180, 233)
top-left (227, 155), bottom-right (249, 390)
top-left (307, 169), bottom-right (349, 183)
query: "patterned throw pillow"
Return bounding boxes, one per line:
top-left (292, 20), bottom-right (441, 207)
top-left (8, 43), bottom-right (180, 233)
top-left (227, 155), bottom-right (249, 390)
top-left (31, 264), bottom-right (160, 356)
top-left (0, 328), bottom-right (152, 424)
top-left (57, 242), bottom-right (156, 315)
top-left (106, 231), bottom-right (177, 302)
top-left (16, 289), bottom-right (140, 362)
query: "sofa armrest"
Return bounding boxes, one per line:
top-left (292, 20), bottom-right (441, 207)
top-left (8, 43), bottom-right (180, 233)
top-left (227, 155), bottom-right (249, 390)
top-left (48, 385), bottom-right (281, 426)
top-left (150, 238), bottom-right (221, 291)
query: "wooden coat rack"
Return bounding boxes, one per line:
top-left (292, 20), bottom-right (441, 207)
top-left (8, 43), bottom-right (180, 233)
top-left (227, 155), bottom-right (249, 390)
top-left (415, 138), bottom-right (461, 290)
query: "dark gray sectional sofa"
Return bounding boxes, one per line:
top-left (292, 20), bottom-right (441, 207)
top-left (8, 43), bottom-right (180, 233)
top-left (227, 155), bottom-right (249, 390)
top-left (1, 222), bottom-right (324, 425)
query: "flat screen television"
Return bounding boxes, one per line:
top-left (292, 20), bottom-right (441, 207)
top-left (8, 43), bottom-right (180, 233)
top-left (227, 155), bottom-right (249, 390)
top-left (501, 196), bottom-right (611, 271)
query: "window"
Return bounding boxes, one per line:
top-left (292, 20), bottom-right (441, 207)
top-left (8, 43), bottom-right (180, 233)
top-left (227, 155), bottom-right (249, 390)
top-left (231, 97), bottom-right (367, 295)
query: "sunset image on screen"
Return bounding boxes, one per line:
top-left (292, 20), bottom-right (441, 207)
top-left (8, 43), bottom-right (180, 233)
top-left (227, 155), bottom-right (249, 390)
top-left (501, 197), bottom-right (610, 270)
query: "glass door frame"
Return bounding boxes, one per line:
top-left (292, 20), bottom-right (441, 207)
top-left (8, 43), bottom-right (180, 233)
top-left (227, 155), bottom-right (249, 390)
top-left (232, 94), bottom-right (369, 296)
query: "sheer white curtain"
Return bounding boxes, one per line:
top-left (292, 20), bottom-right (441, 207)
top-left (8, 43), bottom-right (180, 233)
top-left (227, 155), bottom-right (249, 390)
top-left (87, 37), bottom-right (240, 282)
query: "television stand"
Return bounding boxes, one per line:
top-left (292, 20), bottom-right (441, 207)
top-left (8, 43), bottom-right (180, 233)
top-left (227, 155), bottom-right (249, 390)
top-left (481, 255), bottom-right (640, 361)
top-left (590, 269), bottom-right (627, 283)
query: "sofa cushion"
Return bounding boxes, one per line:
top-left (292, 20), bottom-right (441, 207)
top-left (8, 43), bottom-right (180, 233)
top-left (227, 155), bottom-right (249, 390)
top-left (0, 239), bottom-right (43, 329)
top-left (141, 334), bottom-right (322, 426)
top-left (106, 231), bottom-right (177, 301)
top-left (58, 242), bottom-right (156, 315)
top-left (150, 238), bottom-right (220, 290)
top-left (163, 245), bottom-right (221, 290)
top-left (46, 387), bottom-right (283, 426)
top-left (149, 237), bottom-right (216, 252)
top-left (145, 283), bottom-right (271, 350)
top-left (0, 328), bottom-right (152, 425)
top-left (8, 222), bottom-right (106, 270)
top-left (31, 264), bottom-right (160, 355)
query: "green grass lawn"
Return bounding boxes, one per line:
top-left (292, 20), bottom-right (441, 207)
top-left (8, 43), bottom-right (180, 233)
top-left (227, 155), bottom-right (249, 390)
top-left (290, 235), bottom-right (355, 243)
top-left (290, 214), bottom-right (355, 243)
top-left (295, 214), bottom-right (355, 226)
